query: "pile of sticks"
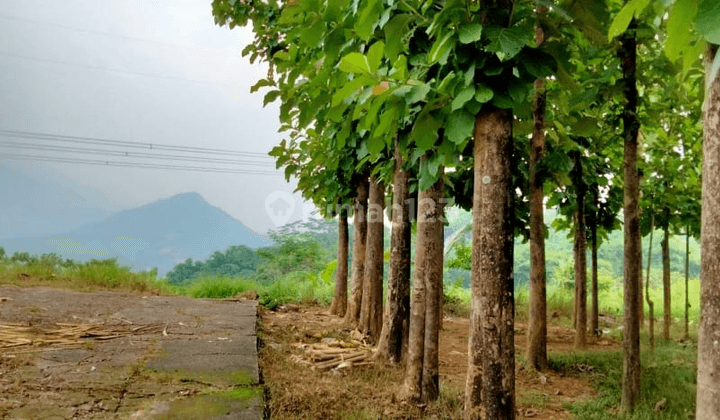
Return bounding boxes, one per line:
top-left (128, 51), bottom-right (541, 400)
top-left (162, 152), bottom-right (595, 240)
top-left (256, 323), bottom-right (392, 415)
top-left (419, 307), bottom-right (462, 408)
top-left (302, 344), bottom-right (373, 370)
top-left (0, 322), bottom-right (166, 350)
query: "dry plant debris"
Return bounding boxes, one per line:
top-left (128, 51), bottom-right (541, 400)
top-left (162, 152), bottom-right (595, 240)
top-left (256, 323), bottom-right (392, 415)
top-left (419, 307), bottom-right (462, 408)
top-left (0, 321), bottom-right (166, 349)
top-left (292, 333), bottom-right (375, 371)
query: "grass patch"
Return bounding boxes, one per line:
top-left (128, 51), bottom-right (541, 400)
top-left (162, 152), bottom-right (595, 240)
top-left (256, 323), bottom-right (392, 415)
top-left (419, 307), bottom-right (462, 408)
top-left (0, 257), bottom-right (173, 294)
top-left (551, 340), bottom-right (697, 419)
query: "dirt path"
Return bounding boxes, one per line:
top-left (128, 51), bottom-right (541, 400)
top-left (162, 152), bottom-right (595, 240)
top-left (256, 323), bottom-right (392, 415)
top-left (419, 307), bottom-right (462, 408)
top-left (259, 306), bottom-right (621, 419)
top-left (0, 286), bottom-right (261, 420)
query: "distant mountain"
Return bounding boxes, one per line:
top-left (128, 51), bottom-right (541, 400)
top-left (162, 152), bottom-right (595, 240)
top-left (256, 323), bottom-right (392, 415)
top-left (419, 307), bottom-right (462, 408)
top-left (0, 192), bottom-right (272, 276)
top-left (0, 164), bottom-right (117, 239)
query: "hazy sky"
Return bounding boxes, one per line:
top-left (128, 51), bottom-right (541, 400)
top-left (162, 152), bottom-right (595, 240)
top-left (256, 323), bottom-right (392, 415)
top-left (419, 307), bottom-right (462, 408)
top-left (0, 0), bottom-right (313, 235)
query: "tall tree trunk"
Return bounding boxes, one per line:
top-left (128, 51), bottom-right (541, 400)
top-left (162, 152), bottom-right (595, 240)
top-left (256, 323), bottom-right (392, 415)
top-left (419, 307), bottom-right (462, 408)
top-left (646, 215), bottom-right (655, 352)
top-left (590, 212), bottom-right (599, 337)
top-left (345, 177), bottom-right (369, 327)
top-left (377, 139), bottom-right (412, 365)
top-left (465, 108), bottom-right (515, 419)
top-left (422, 171), bottom-right (444, 402)
top-left (402, 161), bottom-right (444, 403)
top-left (359, 177), bottom-right (385, 340)
top-left (661, 221), bottom-right (671, 341)
top-left (684, 227), bottom-right (689, 340)
top-left (696, 42), bottom-right (720, 420)
top-left (527, 8), bottom-right (548, 370)
top-left (329, 210), bottom-right (349, 316)
top-left (619, 18), bottom-right (641, 414)
top-left (573, 152), bottom-right (587, 349)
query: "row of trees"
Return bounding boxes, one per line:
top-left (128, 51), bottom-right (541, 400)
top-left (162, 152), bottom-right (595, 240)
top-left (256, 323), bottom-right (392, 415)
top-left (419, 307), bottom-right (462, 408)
top-left (213, 0), bottom-right (718, 417)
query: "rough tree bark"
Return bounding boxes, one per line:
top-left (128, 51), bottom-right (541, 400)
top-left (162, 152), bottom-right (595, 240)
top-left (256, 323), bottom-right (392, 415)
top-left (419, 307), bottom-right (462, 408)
top-left (345, 177), bottom-right (369, 327)
top-left (684, 228), bottom-right (689, 340)
top-left (661, 221), bottom-right (671, 341)
top-left (465, 108), bottom-right (515, 419)
top-left (527, 8), bottom-right (548, 370)
top-left (376, 139), bottom-right (412, 365)
top-left (329, 210), bottom-right (349, 316)
top-left (646, 215), bottom-right (655, 352)
top-left (422, 172), bottom-right (444, 402)
top-left (359, 177), bottom-right (385, 340)
top-left (573, 152), bottom-right (587, 349)
top-left (696, 42), bottom-right (720, 420)
top-left (590, 208), bottom-right (599, 337)
top-left (619, 19), bottom-right (641, 414)
top-left (402, 162), bottom-right (444, 403)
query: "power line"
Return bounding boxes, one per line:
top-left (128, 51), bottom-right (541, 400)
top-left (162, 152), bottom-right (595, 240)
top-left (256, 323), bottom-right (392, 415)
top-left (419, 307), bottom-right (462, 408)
top-left (0, 140), bottom-right (276, 167)
top-left (0, 50), bottom-right (243, 89)
top-left (0, 153), bottom-right (281, 175)
top-left (0, 130), bottom-right (275, 159)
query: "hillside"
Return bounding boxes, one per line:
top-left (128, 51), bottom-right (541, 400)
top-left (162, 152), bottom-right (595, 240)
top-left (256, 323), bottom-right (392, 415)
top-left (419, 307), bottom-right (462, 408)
top-left (0, 192), bottom-right (272, 275)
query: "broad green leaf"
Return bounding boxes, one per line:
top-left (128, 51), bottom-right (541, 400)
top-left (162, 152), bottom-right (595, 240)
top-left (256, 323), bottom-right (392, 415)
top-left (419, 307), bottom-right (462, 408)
top-left (339, 52), bottom-right (372, 74)
top-left (665, 0), bottom-right (698, 62)
top-left (367, 136), bottom-right (385, 156)
top-left (301, 20), bottom-right (325, 48)
top-left (607, 2), bottom-right (634, 41)
top-left (459, 23), bottom-right (483, 44)
top-left (273, 51), bottom-right (291, 61)
top-left (484, 26), bottom-right (527, 61)
top-left (697, 0), bottom-right (720, 44)
top-left (374, 104), bottom-right (399, 140)
top-left (426, 154), bottom-right (441, 178)
top-left (407, 83), bottom-right (431, 104)
top-left (492, 93), bottom-right (514, 109)
top-left (475, 86), bottom-right (494, 104)
top-left (384, 16), bottom-right (413, 61)
top-left (419, 157), bottom-right (440, 191)
top-left (452, 86), bottom-right (475, 111)
top-left (508, 80), bottom-right (528, 104)
top-left (356, 0), bottom-right (382, 41)
top-left (464, 64), bottom-right (475, 86)
top-left (446, 110), bottom-right (475, 144)
top-left (367, 41), bottom-right (385, 73)
top-left (389, 55), bottom-right (407, 81)
top-left (250, 79), bottom-right (274, 93)
top-left (263, 90), bottom-right (281, 107)
top-left (411, 113), bottom-right (442, 150)
top-left (384, 14), bottom-right (414, 62)
top-left (683, 41), bottom-right (705, 72)
top-left (392, 85), bottom-right (414, 97)
top-left (428, 31), bottom-right (455, 65)
top-left (608, 0), bottom-right (649, 40)
top-left (437, 71), bottom-right (456, 94)
top-left (332, 76), bottom-right (371, 106)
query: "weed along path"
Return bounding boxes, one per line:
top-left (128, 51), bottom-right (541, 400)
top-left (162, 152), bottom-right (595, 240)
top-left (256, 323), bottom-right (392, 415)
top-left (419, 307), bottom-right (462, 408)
top-left (0, 286), bottom-right (262, 419)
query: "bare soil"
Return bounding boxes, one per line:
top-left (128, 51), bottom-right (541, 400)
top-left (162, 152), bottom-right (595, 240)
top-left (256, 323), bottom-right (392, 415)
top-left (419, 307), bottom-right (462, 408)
top-left (259, 306), bottom-right (621, 419)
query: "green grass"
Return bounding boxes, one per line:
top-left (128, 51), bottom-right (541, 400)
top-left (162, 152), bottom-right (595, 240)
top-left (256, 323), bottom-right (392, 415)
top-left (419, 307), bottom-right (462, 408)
top-left (184, 271), bottom-right (333, 310)
top-left (0, 258), bottom-right (173, 294)
top-left (550, 339), bottom-right (697, 419)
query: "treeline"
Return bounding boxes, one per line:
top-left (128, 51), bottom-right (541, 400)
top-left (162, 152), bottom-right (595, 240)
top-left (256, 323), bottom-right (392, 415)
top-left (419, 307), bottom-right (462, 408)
top-left (165, 219), bottom-right (338, 285)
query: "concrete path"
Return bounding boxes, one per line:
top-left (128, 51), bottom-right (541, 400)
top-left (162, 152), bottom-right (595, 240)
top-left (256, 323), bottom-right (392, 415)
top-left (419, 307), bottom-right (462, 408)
top-left (0, 286), bottom-right (263, 420)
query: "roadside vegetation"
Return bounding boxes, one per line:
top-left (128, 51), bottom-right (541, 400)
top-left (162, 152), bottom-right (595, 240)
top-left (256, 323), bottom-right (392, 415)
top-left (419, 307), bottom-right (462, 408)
top-left (0, 213), bottom-right (702, 418)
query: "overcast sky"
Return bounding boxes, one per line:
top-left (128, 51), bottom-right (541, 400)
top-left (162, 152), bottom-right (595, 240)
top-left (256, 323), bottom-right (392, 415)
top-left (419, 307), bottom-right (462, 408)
top-left (0, 0), bottom-right (313, 235)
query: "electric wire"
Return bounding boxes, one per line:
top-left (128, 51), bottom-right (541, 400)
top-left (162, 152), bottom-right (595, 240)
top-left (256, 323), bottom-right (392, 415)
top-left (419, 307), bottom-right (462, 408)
top-left (0, 130), bottom-right (275, 159)
top-left (0, 153), bottom-right (280, 175)
top-left (0, 140), bottom-right (276, 167)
